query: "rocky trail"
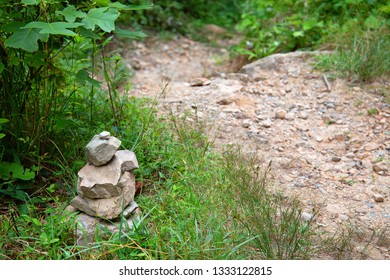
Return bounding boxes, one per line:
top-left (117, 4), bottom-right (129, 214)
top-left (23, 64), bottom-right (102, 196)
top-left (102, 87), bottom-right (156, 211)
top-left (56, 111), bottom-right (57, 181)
top-left (120, 35), bottom-right (390, 259)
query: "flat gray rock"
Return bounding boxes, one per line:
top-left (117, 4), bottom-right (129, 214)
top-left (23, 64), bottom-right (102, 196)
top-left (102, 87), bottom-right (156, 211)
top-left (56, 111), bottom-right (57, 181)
top-left (72, 172), bottom-right (136, 219)
top-left (85, 133), bottom-right (121, 166)
top-left (115, 150), bottom-right (139, 171)
top-left (78, 151), bottom-right (138, 199)
top-left (75, 209), bottom-right (141, 246)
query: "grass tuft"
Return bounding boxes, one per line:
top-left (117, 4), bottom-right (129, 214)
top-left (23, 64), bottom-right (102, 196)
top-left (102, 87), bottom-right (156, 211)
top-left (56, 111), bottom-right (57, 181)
top-left (315, 27), bottom-right (390, 82)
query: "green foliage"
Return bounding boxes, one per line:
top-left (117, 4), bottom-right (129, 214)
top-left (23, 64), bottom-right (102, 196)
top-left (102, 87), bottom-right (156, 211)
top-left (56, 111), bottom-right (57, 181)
top-left (0, 118), bottom-right (8, 140)
top-left (368, 108), bottom-right (380, 115)
top-left (235, 0), bottom-right (390, 59)
top-left (335, 29), bottom-right (389, 82)
top-left (0, 205), bottom-right (77, 259)
top-left (0, 161), bottom-right (36, 181)
top-left (315, 27), bottom-right (390, 82)
top-left (220, 149), bottom-right (315, 259)
top-left (0, 1), bottom-right (149, 199)
top-left (110, 111), bottom-right (315, 260)
top-left (121, 0), bottom-right (245, 34)
top-left (0, 96), bottom-right (317, 259)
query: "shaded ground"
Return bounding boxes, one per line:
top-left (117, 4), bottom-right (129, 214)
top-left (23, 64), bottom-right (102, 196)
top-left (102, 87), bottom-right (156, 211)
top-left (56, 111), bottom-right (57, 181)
top-left (119, 35), bottom-right (390, 259)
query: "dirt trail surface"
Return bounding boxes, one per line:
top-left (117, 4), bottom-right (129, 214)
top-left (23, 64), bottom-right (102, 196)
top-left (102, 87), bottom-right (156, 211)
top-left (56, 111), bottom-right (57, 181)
top-left (121, 36), bottom-right (390, 259)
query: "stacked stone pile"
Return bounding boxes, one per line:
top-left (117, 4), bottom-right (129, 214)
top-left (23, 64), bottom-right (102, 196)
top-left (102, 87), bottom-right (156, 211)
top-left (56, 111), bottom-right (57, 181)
top-left (64, 131), bottom-right (140, 245)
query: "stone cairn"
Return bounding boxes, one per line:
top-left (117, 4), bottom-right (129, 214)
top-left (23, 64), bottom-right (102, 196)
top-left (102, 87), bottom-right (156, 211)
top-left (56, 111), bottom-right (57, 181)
top-left (64, 131), bottom-right (140, 246)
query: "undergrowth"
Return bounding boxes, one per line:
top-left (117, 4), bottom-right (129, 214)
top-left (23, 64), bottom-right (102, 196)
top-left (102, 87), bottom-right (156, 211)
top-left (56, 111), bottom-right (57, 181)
top-left (0, 95), bottom-right (318, 260)
top-left (315, 27), bottom-right (390, 82)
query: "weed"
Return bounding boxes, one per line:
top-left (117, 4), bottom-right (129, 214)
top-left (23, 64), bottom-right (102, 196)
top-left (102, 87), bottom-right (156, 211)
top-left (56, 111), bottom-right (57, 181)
top-left (354, 99), bottom-right (363, 107)
top-left (346, 179), bottom-right (357, 186)
top-left (314, 27), bottom-right (390, 83)
top-left (376, 157), bottom-right (384, 163)
top-left (368, 108), bottom-right (379, 116)
top-left (0, 205), bottom-right (77, 259)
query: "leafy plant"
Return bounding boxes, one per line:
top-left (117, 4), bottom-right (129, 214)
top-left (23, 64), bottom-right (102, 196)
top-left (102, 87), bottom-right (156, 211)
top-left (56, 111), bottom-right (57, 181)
top-left (368, 108), bottom-right (379, 115)
top-left (235, 0), bottom-right (390, 60)
top-left (121, 0), bottom-right (244, 34)
top-left (315, 26), bottom-right (390, 82)
top-left (0, 0), bottom-right (149, 194)
top-left (335, 28), bottom-right (390, 82)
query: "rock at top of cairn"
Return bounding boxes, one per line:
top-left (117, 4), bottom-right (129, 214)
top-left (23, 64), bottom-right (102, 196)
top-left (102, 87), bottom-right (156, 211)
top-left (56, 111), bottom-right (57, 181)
top-left (85, 131), bottom-right (121, 166)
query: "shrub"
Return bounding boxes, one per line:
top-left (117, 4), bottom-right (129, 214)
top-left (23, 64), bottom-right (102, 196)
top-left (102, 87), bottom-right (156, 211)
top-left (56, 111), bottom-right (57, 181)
top-left (235, 0), bottom-right (390, 59)
top-left (0, 0), bottom-right (148, 197)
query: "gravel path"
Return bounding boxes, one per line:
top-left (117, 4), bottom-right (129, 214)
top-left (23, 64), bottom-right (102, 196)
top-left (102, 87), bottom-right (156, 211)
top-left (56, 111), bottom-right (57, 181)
top-left (122, 36), bottom-right (390, 259)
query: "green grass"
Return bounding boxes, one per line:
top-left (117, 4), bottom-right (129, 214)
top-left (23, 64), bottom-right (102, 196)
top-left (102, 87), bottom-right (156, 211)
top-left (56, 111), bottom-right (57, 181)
top-left (315, 27), bottom-right (390, 83)
top-left (368, 108), bottom-right (379, 116)
top-left (0, 95), bottom-right (318, 260)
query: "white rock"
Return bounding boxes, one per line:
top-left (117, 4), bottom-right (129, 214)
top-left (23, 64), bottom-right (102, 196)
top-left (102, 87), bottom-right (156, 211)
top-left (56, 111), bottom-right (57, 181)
top-left (242, 119), bottom-right (251, 128)
top-left (299, 111), bottom-right (308, 119)
top-left (99, 131), bottom-right (110, 140)
top-left (122, 201), bottom-right (139, 218)
top-left (345, 152), bottom-right (355, 159)
top-left (190, 77), bottom-right (211, 87)
top-left (261, 119), bottom-right (273, 128)
top-left (373, 193), bottom-right (384, 202)
top-left (275, 109), bottom-right (287, 119)
top-left (285, 112), bottom-right (295, 120)
top-left (301, 212), bottom-right (313, 222)
top-left (339, 214), bottom-right (349, 221)
top-left (363, 142), bottom-right (379, 152)
top-left (240, 51), bottom-right (323, 79)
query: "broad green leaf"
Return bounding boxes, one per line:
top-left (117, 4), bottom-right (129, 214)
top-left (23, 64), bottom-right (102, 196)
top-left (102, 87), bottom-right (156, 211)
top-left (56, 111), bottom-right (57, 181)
top-left (364, 15), bottom-right (383, 29)
top-left (108, 2), bottom-right (153, 11)
top-left (114, 29), bottom-right (147, 39)
top-left (22, 0), bottom-right (40, 5)
top-left (82, 8), bottom-right (119, 32)
top-left (346, 0), bottom-right (362, 4)
top-left (0, 133), bottom-right (5, 139)
top-left (1, 22), bottom-right (25, 32)
top-left (23, 22), bottom-right (83, 36)
top-left (293, 31), bottom-right (304, 37)
top-left (4, 28), bottom-right (45, 52)
top-left (96, 0), bottom-right (110, 6)
top-left (0, 161), bottom-right (35, 181)
top-left (76, 70), bottom-right (102, 88)
top-left (54, 117), bottom-right (76, 131)
top-left (316, 21), bottom-right (324, 28)
top-left (78, 26), bottom-right (100, 40)
top-left (25, 51), bottom-right (45, 68)
top-left (40, 232), bottom-right (48, 241)
top-left (57, 5), bottom-right (86, 23)
top-left (0, 118), bottom-right (9, 124)
top-left (0, 62), bottom-right (4, 74)
top-left (13, 166), bottom-right (35, 181)
top-left (31, 218), bottom-right (41, 227)
top-left (241, 18), bottom-right (252, 28)
top-left (303, 19), bottom-right (317, 31)
top-left (379, 5), bottom-right (390, 14)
